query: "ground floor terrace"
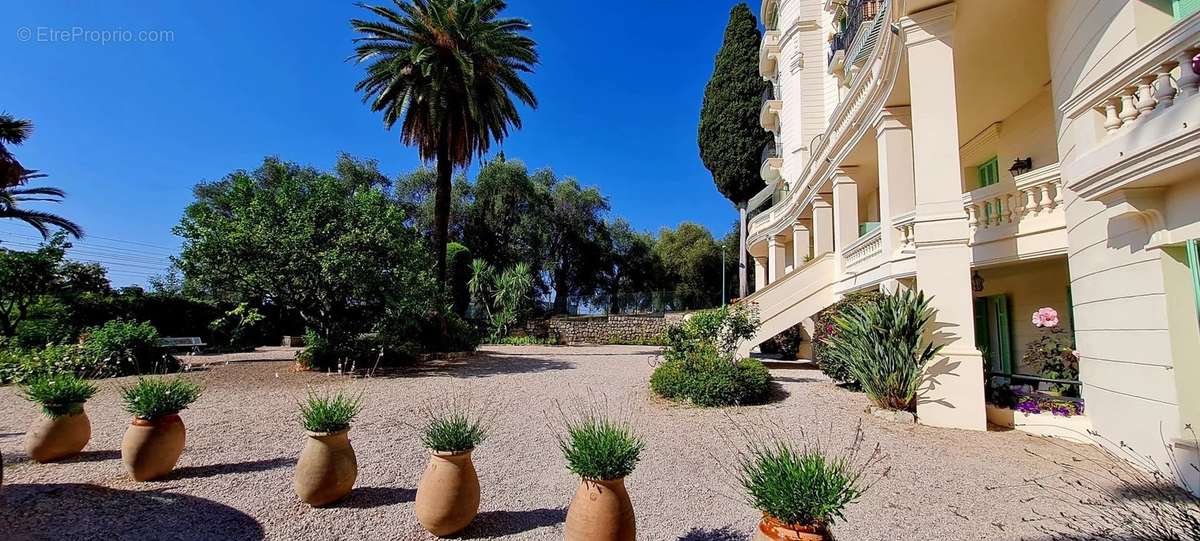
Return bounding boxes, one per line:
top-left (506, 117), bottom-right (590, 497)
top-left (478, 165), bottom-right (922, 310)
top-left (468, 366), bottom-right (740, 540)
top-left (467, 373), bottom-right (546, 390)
top-left (0, 345), bottom-right (1131, 540)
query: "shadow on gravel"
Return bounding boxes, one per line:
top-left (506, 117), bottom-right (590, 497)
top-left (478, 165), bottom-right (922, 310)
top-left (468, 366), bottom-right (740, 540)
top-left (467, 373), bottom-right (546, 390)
top-left (456, 507), bottom-right (567, 538)
top-left (333, 486), bottom-right (417, 508)
top-left (763, 381), bottom-right (791, 404)
top-left (62, 449), bottom-right (122, 463)
top-left (771, 375), bottom-right (825, 384)
top-left (677, 526), bottom-right (749, 541)
top-left (169, 457), bottom-right (295, 480)
top-left (370, 353), bottom-right (573, 379)
top-left (0, 483), bottom-right (264, 540)
top-left (482, 349), bottom-right (662, 357)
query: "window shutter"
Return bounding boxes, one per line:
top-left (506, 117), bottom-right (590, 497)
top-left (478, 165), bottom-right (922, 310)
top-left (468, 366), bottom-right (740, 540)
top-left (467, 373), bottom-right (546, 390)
top-left (1175, 0), bottom-right (1200, 20)
top-left (991, 294), bottom-right (1013, 375)
top-left (974, 297), bottom-right (991, 366)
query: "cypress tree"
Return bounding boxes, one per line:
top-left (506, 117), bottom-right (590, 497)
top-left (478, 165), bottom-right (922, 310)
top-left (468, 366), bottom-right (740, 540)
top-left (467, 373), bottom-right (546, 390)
top-left (698, 3), bottom-right (772, 299)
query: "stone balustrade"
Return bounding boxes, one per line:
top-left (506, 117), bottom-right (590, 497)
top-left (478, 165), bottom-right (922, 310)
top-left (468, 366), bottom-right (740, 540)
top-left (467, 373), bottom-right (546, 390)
top-left (964, 163), bottom-right (1063, 232)
top-left (842, 226), bottom-right (883, 271)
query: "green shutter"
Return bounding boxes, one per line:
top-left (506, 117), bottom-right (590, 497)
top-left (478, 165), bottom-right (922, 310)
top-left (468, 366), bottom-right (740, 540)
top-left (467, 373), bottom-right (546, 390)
top-left (1175, 0), bottom-right (1200, 20)
top-left (858, 222), bottom-right (880, 236)
top-left (1188, 239), bottom-right (1200, 329)
top-left (974, 297), bottom-right (991, 364)
top-left (989, 294), bottom-right (1013, 375)
top-left (978, 157), bottom-right (1000, 223)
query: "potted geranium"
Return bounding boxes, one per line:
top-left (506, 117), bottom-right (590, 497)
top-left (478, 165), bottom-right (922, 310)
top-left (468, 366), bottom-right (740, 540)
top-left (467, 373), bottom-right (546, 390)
top-left (294, 390), bottom-right (362, 506)
top-left (556, 406), bottom-right (644, 541)
top-left (738, 436), bottom-right (873, 540)
top-left (21, 372), bottom-right (99, 462)
top-left (414, 400), bottom-right (488, 536)
top-left (120, 376), bottom-right (202, 481)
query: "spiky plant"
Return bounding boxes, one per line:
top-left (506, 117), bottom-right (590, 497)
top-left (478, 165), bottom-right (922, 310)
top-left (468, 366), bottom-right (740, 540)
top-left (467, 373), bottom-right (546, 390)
top-left (20, 372), bottom-right (99, 417)
top-left (121, 377), bottom-right (202, 421)
top-left (555, 402), bottom-right (644, 481)
top-left (350, 0), bottom-right (538, 298)
top-left (420, 396), bottom-right (488, 453)
top-left (821, 290), bottom-right (941, 411)
top-left (298, 390), bottom-right (363, 433)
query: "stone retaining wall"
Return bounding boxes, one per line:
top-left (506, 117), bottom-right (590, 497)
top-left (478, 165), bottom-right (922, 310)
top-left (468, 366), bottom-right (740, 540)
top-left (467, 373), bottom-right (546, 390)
top-left (535, 313), bottom-right (689, 345)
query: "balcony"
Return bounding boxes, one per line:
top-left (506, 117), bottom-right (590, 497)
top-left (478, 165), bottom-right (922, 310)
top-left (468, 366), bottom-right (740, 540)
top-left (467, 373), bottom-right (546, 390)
top-left (760, 30), bottom-right (781, 79)
top-left (963, 163), bottom-right (1067, 265)
top-left (761, 0), bottom-right (779, 31)
top-left (827, 0), bottom-right (883, 67)
top-left (763, 143), bottom-right (782, 184)
top-left (1062, 11), bottom-right (1200, 202)
top-left (760, 99), bottom-right (783, 133)
top-left (841, 226), bottom-right (883, 275)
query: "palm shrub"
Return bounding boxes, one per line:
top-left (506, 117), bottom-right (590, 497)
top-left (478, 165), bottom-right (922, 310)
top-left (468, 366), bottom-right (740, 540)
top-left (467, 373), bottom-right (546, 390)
top-left (737, 437), bottom-right (871, 530)
top-left (812, 290), bottom-right (883, 384)
top-left (469, 259), bottom-right (534, 342)
top-left (822, 290), bottom-right (941, 411)
top-left (20, 372), bottom-right (98, 417)
top-left (121, 376), bottom-right (202, 421)
top-left (556, 405), bottom-right (645, 481)
top-left (298, 390), bottom-right (364, 433)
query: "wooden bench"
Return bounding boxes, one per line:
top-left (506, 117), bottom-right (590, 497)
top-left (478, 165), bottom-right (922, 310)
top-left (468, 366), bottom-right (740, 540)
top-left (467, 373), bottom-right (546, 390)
top-left (158, 336), bottom-right (207, 354)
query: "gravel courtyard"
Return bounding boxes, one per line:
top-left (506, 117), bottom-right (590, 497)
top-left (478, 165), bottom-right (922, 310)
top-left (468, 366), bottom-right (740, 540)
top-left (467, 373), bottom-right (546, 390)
top-left (0, 345), bottom-right (1089, 540)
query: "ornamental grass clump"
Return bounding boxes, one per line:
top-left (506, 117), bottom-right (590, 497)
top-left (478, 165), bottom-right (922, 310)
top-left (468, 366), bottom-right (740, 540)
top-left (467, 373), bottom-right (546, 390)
top-left (821, 289), bottom-right (941, 411)
top-left (556, 405), bottom-right (645, 481)
top-left (420, 399), bottom-right (488, 453)
top-left (298, 390), bottom-right (363, 433)
top-left (121, 376), bottom-right (201, 420)
top-left (20, 372), bottom-right (98, 417)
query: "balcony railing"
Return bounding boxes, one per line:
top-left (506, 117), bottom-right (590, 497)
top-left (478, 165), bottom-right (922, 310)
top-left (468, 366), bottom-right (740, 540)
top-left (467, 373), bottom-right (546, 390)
top-left (841, 226), bottom-right (883, 272)
top-left (828, 0), bottom-right (882, 66)
top-left (964, 163), bottom-right (1063, 233)
top-left (760, 30), bottom-right (782, 79)
top-left (892, 210), bottom-right (916, 253)
top-left (760, 142), bottom-right (783, 182)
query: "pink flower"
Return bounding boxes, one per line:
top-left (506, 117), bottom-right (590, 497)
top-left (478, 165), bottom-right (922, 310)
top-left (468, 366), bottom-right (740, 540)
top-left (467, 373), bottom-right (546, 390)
top-left (1032, 307), bottom-right (1060, 328)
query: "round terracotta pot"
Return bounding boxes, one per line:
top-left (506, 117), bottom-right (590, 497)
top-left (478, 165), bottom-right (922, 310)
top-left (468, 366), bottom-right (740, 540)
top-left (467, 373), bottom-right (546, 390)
top-left (752, 516), bottom-right (830, 541)
top-left (26, 404), bottom-right (91, 463)
top-left (294, 428), bottom-right (357, 507)
top-left (122, 414), bottom-right (186, 481)
top-left (564, 477), bottom-right (635, 541)
top-left (415, 449), bottom-right (481, 536)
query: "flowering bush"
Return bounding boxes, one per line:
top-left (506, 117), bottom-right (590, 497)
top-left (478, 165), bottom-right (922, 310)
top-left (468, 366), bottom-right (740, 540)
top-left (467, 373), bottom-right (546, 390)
top-left (1021, 307), bottom-right (1079, 396)
top-left (1013, 391), bottom-right (1084, 417)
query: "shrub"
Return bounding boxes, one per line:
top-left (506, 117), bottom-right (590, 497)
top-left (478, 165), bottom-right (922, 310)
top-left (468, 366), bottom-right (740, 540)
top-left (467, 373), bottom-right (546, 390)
top-left (295, 329), bottom-right (333, 370)
top-left (821, 290), bottom-right (941, 411)
top-left (492, 335), bottom-right (559, 346)
top-left (20, 372), bottom-right (99, 417)
top-left (298, 390), bottom-right (363, 433)
top-left (0, 343), bottom-right (101, 384)
top-left (81, 320), bottom-right (170, 375)
top-left (651, 345), bottom-right (771, 407)
top-left (420, 399), bottom-right (488, 453)
top-left (556, 405), bottom-right (644, 481)
top-left (208, 302), bottom-right (265, 352)
top-left (663, 305), bottom-right (759, 361)
top-left (121, 376), bottom-right (202, 420)
top-left (737, 439), bottom-right (866, 529)
top-left (812, 290), bottom-right (883, 384)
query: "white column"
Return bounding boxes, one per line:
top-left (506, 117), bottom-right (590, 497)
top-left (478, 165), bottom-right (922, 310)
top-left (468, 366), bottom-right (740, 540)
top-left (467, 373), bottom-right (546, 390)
top-left (768, 235), bottom-right (787, 283)
top-left (812, 194), bottom-right (835, 257)
top-left (753, 257), bottom-right (767, 291)
top-left (832, 170), bottom-right (859, 252)
top-left (876, 106), bottom-right (916, 258)
top-left (792, 220), bottom-right (811, 268)
top-left (902, 3), bottom-right (986, 431)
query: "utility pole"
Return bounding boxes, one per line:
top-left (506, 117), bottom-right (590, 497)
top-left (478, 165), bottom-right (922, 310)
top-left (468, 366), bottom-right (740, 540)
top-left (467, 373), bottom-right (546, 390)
top-left (722, 244), bottom-right (727, 306)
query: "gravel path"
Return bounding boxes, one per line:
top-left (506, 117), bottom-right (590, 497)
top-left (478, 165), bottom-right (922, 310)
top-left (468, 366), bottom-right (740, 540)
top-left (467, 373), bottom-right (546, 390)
top-left (0, 345), bottom-right (1089, 540)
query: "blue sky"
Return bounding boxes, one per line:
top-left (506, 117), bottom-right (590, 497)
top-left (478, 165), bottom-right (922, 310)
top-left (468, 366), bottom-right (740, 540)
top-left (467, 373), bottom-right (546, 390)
top-left (2, 0), bottom-right (761, 286)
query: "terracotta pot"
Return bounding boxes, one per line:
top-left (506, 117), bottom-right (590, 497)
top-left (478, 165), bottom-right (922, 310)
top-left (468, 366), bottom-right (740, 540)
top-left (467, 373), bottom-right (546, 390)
top-left (564, 477), bottom-right (635, 541)
top-left (26, 404), bottom-right (91, 463)
top-left (752, 516), bottom-right (830, 541)
top-left (294, 428), bottom-right (357, 506)
top-left (122, 414), bottom-right (186, 481)
top-left (415, 449), bottom-right (481, 536)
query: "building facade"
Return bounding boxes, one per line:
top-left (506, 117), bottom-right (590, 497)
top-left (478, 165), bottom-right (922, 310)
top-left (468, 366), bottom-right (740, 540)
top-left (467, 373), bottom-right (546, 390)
top-left (742, 0), bottom-right (1200, 486)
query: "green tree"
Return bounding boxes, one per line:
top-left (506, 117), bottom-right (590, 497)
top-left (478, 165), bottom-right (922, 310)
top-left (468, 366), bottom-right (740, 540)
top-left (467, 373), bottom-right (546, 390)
top-left (0, 114), bottom-right (83, 239)
top-left (697, 4), bottom-right (771, 299)
top-left (0, 234), bottom-right (67, 336)
top-left (462, 159), bottom-right (549, 292)
top-left (602, 219), bottom-right (661, 314)
top-left (173, 156), bottom-right (433, 365)
top-left (654, 222), bottom-right (724, 310)
top-left (351, 0), bottom-right (538, 299)
top-left (546, 176), bottom-right (610, 314)
top-left (394, 166), bottom-right (473, 241)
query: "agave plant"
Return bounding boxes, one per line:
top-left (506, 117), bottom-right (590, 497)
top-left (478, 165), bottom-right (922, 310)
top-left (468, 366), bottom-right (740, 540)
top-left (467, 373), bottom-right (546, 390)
top-left (822, 290), bottom-right (942, 411)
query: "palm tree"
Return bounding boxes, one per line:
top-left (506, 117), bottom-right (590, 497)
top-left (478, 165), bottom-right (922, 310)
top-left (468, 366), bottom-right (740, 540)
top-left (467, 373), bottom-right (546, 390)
top-left (351, 0), bottom-right (538, 297)
top-left (0, 113), bottom-right (83, 239)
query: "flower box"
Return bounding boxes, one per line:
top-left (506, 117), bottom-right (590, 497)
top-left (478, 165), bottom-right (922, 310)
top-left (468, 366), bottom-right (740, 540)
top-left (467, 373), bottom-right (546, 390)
top-left (986, 404), bottom-right (1093, 444)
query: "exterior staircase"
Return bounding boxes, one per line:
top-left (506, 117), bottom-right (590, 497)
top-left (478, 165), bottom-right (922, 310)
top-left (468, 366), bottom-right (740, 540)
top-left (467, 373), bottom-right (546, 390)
top-left (735, 252), bottom-right (840, 358)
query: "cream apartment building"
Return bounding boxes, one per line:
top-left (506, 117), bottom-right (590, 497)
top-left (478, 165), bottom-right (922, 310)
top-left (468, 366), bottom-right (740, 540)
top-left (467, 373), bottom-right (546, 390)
top-left (740, 0), bottom-right (1200, 483)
